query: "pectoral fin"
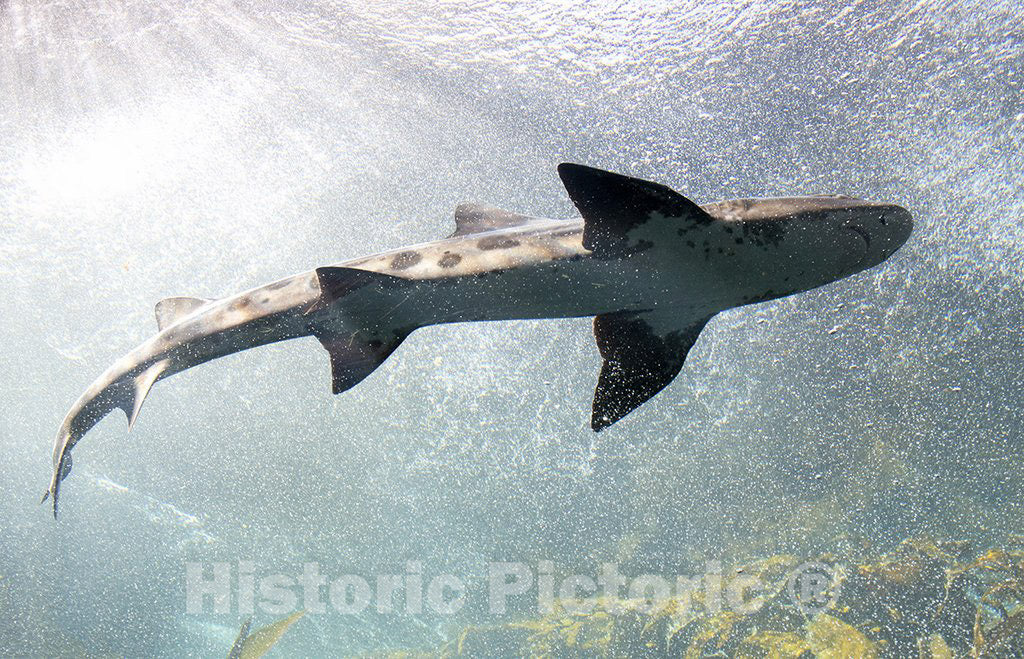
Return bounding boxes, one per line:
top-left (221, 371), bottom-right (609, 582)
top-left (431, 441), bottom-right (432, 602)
top-left (591, 312), bottom-right (713, 431)
top-left (558, 163), bottom-right (714, 259)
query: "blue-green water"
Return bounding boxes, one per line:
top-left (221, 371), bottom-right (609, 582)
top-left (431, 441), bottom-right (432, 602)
top-left (1, 1), bottom-right (1021, 656)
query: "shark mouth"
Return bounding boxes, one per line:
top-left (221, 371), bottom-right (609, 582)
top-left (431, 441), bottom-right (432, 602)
top-left (846, 224), bottom-right (872, 268)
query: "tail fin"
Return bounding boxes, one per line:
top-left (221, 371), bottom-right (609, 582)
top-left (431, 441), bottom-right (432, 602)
top-left (45, 358), bottom-right (171, 518)
top-left (309, 267), bottom-right (419, 395)
top-left (42, 437), bottom-right (73, 517)
top-left (40, 451), bottom-right (71, 510)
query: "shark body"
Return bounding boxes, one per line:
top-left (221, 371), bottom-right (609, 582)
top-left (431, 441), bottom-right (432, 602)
top-left (45, 164), bottom-right (912, 515)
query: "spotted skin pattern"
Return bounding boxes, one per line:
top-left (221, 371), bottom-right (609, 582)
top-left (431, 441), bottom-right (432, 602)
top-left (44, 164), bottom-right (912, 516)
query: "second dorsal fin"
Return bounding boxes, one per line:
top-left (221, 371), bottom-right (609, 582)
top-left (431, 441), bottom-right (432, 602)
top-left (450, 203), bottom-right (544, 237)
top-left (155, 296), bottom-right (213, 330)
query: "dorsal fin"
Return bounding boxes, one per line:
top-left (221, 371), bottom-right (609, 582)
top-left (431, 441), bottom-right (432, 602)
top-left (557, 163), bottom-right (714, 258)
top-left (155, 296), bottom-right (212, 330)
top-left (450, 203), bottom-right (544, 237)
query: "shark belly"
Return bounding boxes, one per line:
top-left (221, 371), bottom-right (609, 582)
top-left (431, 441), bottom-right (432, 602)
top-left (44, 161), bottom-right (912, 517)
top-left (412, 258), bottom-right (644, 324)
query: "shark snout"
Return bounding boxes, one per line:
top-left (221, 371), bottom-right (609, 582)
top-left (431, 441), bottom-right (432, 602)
top-left (883, 205), bottom-right (914, 249)
top-left (843, 203), bottom-right (913, 271)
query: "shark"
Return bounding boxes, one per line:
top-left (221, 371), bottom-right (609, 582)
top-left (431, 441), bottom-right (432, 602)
top-left (44, 163), bottom-right (912, 516)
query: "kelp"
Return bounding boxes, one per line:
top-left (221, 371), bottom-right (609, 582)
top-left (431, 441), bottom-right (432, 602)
top-left (226, 610), bottom-right (306, 659)
top-left (379, 538), bottom-right (1024, 657)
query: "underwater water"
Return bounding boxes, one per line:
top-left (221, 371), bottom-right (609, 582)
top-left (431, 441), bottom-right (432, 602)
top-left (1, 0), bottom-right (1022, 656)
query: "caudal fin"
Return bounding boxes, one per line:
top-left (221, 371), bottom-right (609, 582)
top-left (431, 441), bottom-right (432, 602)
top-left (45, 358), bottom-right (171, 518)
